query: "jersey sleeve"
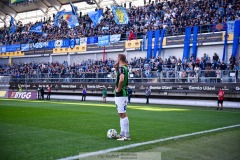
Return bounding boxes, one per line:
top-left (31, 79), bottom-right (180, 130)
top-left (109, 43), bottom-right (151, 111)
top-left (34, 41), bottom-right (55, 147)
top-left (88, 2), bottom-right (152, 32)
top-left (118, 67), bottom-right (125, 75)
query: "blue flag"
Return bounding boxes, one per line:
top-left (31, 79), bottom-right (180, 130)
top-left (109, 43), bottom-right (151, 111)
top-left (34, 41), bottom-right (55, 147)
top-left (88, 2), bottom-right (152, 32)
top-left (88, 10), bottom-right (103, 27)
top-left (147, 31), bottom-right (153, 60)
top-left (182, 27), bottom-right (192, 60)
top-left (54, 10), bottom-right (66, 27)
top-left (70, 2), bottom-right (78, 15)
top-left (192, 26), bottom-right (198, 59)
top-left (62, 12), bottom-right (79, 28)
top-left (111, 6), bottom-right (129, 24)
top-left (158, 29), bottom-right (165, 57)
top-left (153, 30), bottom-right (160, 58)
top-left (29, 23), bottom-right (43, 34)
top-left (9, 16), bottom-right (16, 33)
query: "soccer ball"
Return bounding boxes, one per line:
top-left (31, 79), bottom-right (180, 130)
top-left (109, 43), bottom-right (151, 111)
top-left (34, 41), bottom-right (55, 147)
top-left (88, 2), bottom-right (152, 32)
top-left (107, 129), bottom-right (117, 139)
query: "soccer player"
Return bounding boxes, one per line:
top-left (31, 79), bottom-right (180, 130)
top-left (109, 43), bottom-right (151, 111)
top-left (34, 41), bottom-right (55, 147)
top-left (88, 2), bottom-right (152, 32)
top-left (217, 87), bottom-right (224, 110)
top-left (115, 54), bottom-right (130, 141)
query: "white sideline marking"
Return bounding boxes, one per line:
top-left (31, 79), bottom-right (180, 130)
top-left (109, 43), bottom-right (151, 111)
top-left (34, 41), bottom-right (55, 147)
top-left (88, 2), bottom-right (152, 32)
top-left (58, 124), bottom-right (240, 160)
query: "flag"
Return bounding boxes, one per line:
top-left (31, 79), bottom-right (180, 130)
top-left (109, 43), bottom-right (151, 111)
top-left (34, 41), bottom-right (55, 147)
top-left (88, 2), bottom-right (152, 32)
top-left (29, 23), bottom-right (43, 34)
top-left (111, 6), bottom-right (129, 24)
top-left (9, 16), bottom-right (16, 33)
top-left (227, 21), bottom-right (235, 33)
top-left (54, 10), bottom-right (66, 27)
top-left (212, 23), bottom-right (226, 32)
top-left (147, 31), bottom-right (153, 60)
top-left (88, 10), bottom-right (103, 27)
top-left (21, 44), bottom-right (30, 51)
top-left (158, 29), bottom-right (165, 57)
top-left (153, 30), bottom-right (160, 58)
top-left (98, 35), bottom-right (109, 46)
top-left (110, 34), bottom-right (121, 43)
top-left (182, 27), bottom-right (191, 60)
top-left (62, 12), bottom-right (79, 28)
top-left (70, 2), bottom-right (78, 15)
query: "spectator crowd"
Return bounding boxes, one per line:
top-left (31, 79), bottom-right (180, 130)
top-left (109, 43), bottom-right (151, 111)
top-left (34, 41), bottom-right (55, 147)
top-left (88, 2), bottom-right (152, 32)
top-left (0, 0), bottom-right (239, 45)
top-left (0, 53), bottom-right (239, 83)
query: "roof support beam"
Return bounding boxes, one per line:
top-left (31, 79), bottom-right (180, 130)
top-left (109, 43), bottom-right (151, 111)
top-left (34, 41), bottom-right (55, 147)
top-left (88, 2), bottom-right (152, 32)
top-left (44, 0), bottom-right (61, 11)
top-left (33, 1), bottom-right (49, 16)
top-left (0, 1), bottom-right (17, 17)
top-left (92, 0), bottom-right (101, 9)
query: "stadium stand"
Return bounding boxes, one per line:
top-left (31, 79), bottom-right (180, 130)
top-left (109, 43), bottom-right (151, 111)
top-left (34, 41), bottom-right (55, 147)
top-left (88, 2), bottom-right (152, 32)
top-left (0, 0), bottom-right (239, 45)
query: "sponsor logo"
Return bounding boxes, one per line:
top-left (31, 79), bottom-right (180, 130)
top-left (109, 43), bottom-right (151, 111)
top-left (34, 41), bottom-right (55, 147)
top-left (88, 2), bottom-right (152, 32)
top-left (10, 92), bottom-right (32, 99)
top-left (236, 86), bottom-right (240, 91)
top-left (61, 85), bottom-right (77, 88)
top-left (189, 86), bottom-right (215, 90)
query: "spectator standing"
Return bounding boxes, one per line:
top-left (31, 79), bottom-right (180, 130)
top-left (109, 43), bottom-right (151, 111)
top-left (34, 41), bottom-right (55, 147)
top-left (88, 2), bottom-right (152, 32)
top-left (217, 87), bottom-right (224, 110)
top-left (127, 87), bottom-right (133, 103)
top-left (47, 85), bottom-right (51, 100)
top-left (18, 84), bottom-right (22, 92)
top-left (40, 86), bottom-right (44, 100)
top-left (102, 87), bottom-right (107, 103)
top-left (82, 86), bottom-right (87, 101)
top-left (145, 87), bottom-right (151, 104)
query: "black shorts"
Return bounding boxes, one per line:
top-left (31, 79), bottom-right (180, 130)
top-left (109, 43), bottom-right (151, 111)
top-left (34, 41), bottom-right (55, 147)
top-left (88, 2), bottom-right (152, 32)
top-left (218, 100), bottom-right (223, 104)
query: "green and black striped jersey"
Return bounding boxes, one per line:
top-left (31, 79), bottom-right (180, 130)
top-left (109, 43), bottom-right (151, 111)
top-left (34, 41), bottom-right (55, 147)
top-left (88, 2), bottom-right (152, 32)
top-left (115, 65), bottom-right (128, 97)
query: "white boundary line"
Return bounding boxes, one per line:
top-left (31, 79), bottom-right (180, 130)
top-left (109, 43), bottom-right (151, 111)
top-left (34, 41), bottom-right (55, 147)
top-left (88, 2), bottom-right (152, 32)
top-left (58, 124), bottom-right (240, 160)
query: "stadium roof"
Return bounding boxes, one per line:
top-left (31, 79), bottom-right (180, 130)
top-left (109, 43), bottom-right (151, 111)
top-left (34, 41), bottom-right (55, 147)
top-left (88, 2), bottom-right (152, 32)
top-left (0, 0), bottom-right (141, 27)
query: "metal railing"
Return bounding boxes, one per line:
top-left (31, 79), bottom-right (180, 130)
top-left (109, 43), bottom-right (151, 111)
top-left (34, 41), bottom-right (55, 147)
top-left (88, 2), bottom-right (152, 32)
top-left (1, 70), bottom-right (239, 83)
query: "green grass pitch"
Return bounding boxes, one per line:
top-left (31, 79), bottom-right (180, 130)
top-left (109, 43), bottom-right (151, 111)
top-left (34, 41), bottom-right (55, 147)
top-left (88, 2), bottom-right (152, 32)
top-left (0, 99), bottom-right (240, 160)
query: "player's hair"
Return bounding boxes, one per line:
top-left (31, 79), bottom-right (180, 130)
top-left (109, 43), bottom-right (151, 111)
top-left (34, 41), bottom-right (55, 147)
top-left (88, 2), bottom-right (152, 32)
top-left (118, 54), bottom-right (128, 66)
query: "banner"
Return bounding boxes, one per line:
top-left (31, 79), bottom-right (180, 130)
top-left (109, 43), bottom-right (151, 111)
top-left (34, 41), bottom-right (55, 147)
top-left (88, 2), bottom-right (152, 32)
top-left (7, 91), bottom-right (37, 100)
top-left (87, 37), bottom-right (98, 44)
top-left (111, 6), bottom-right (129, 24)
top-left (1, 46), bottom-right (6, 53)
top-left (6, 44), bottom-right (20, 52)
top-left (98, 35), bottom-right (110, 46)
top-left (61, 39), bottom-right (70, 48)
top-left (212, 23), bottom-right (226, 32)
top-left (192, 26), bottom-right (198, 59)
top-left (21, 44), bottom-right (30, 51)
top-left (29, 23), bottom-right (43, 34)
top-left (70, 39), bottom-right (75, 49)
top-left (222, 24), bottom-right (228, 61)
top-left (125, 40), bottom-right (141, 49)
top-left (75, 38), bottom-right (80, 45)
top-left (0, 91), bottom-right (7, 98)
top-left (158, 29), bottom-right (165, 57)
top-left (147, 30), bottom-right (153, 60)
top-left (48, 40), bottom-right (55, 49)
top-left (110, 34), bottom-right (121, 43)
top-left (232, 20), bottom-right (240, 58)
top-left (182, 27), bottom-right (191, 60)
top-left (53, 45), bottom-right (86, 54)
top-left (8, 82), bottom-right (239, 94)
top-left (88, 9), bottom-right (103, 27)
top-left (80, 37), bottom-right (87, 45)
top-left (34, 42), bottom-right (48, 49)
top-left (153, 30), bottom-right (160, 58)
top-left (1, 51), bottom-right (24, 57)
top-left (55, 40), bottom-right (63, 48)
top-left (227, 21), bottom-right (235, 33)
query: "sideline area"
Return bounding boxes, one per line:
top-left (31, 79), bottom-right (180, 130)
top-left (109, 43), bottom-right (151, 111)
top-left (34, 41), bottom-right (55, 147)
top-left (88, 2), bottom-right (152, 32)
top-left (50, 95), bottom-right (240, 108)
